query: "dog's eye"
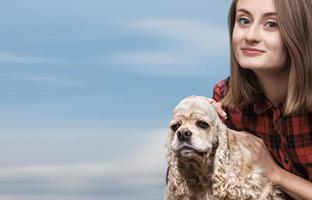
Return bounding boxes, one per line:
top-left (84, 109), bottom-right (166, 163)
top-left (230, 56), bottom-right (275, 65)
top-left (196, 120), bottom-right (209, 129)
top-left (170, 123), bottom-right (181, 132)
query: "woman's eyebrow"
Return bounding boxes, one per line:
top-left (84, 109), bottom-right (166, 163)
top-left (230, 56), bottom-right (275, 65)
top-left (237, 8), bottom-right (276, 18)
top-left (236, 8), bottom-right (252, 15)
top-left (262, 11), bottom-right (277, 18)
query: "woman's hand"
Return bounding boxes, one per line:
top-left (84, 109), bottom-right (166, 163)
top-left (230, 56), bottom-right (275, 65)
top-left (234, 131), bottom-right (282, 184)
top-left (234, 131), bottom-right (312, 200)
top-left (188, 95), bottom-right (227, 121)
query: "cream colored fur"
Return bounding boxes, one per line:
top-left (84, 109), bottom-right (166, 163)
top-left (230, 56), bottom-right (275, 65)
top-left (165, 97), bottom-right (284, 200)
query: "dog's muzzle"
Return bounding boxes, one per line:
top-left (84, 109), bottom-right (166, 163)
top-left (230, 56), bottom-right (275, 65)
top-left (177, 128), bottom-right (192, 142)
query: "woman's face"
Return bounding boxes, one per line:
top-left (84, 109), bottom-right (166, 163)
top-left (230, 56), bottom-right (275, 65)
top-left (232, 0), bottom-right (288, 73)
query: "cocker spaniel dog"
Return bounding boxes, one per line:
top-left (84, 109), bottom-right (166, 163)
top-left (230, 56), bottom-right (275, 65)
top-left (165, 96), bottom-right (284, 200)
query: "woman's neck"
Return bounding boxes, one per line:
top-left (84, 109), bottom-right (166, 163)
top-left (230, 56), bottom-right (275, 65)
top-left (254, 68), bottom-right (290, 106)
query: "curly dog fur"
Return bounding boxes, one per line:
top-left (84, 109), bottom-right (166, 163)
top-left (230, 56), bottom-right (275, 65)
top-left (165, 97), bottom-right (284, 200)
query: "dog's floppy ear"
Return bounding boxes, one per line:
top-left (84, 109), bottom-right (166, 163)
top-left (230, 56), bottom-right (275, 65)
top-left (216, 119), bottom-right (228, 144)
top-left (212, 120), bottom-right (231, 198)
top-left (165, 130), bottom-right (172, 150)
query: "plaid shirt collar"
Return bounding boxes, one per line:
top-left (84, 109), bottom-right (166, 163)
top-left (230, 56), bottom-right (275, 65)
top-left (253, 96), bottom-right (273, 114)
top-left (253, 94), bottom-right (285, 115)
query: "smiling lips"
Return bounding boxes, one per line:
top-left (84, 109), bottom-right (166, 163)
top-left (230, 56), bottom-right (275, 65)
top-left (241, 47), bottom-right (265, 56)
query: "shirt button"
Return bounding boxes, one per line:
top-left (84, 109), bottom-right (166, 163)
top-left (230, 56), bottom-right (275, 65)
top-left (285, 157), bottom-right (289, 164)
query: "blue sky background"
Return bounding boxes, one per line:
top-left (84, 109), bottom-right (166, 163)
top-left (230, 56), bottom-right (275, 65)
top-left (0, 0), bottom-right (231, 199)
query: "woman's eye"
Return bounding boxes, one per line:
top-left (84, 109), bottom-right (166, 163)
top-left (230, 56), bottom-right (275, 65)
top-left (238, 18), bottom-right (250, 25)
top-left (170, 123), bottom-right (181, 132)
top-left (196, 120), bottom-right (209, 129)
top-left (265, 21), bottom-right (278, 29)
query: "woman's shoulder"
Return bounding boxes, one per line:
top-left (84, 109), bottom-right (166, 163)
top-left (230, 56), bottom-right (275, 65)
top-left (213, 77), bottom-right (230, 102)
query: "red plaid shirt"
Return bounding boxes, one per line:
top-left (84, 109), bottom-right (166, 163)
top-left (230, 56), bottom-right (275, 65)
top-left (213, 78), bottom-right (312, 189)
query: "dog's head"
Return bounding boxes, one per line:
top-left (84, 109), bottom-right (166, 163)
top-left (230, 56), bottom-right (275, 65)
top-left (167, 97), bottom-right (222, 161)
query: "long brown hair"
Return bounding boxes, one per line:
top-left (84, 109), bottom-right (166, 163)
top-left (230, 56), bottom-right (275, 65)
top-left (222, 0), bottom-right (312, 115)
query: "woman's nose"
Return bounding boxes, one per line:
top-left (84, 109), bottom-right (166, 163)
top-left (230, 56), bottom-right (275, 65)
top-left (245, 25), bottom-right (261, 43)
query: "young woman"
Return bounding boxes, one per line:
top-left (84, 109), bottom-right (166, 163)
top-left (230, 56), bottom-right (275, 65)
top-left (210, 0), bottom-right (312, 199)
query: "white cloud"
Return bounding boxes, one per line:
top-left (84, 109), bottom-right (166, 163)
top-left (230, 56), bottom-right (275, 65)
top-left (107, 50), bottom-right (197, 76)
top-left (106, 18), bottom-right (229, 77)
top-left (0, 53), bottom-right (61, 64)
top-left (111, 50), bottom-right (184, 66)
top-left (23, 75), bottom-right (81, 86)
top-left (108, 49), bottom-right (228, 77)
top-left (128, 18), bottom-right (229, 53)
top-left (0, 196), bottom-right (99, 200)
top-left (0, 128), bottom-right (168, 200)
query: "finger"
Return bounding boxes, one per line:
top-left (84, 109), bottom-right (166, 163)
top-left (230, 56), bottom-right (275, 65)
top-left (234, 132), bottom-right (270, 164)
top-left (241, 135), bottom-right (264, 160)
top-left (186, 96), bottom-right (227, 119)
top-left (237, 135), bottom-right (255, 153)
top-left (236, 131), bottom-right (259, 145)
top-left (235, 132), bottom-right (257, 151)
top-left (211, 102), bottom-right (227, 119)
top-left (241, 131), bottom-right (262, 143)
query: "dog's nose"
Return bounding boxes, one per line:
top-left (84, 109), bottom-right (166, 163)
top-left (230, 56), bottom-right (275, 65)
top-left (177, 129), bottom-right (192, 142)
